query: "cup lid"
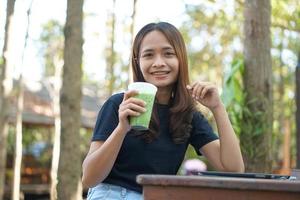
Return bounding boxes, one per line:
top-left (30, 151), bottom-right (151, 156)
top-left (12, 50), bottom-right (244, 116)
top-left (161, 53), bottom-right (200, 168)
top-left (128, 82), bottom-right (157, 94)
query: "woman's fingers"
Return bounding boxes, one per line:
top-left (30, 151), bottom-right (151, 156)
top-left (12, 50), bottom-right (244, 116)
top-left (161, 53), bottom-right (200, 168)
top-left (193, 84), bottom-right (204, 100)
top-left (187, 82), bottom-right (221, 110)
top-left (121, 108), bottom-right (142, 117)
top-left (123, 90), bottom-right (138, 101)
top-left (120, 90), bottom-right (147, 118)
top-left (200, 84), bottom-right (215, 98)
top-left (120, 100), bottom-right (146, 113)
top-left (187, 82), bottom-right (216, 100)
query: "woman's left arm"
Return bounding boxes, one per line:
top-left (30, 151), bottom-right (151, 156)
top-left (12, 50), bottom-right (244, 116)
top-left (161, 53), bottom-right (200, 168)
top-left (187, 82), bottom-right (245, 172)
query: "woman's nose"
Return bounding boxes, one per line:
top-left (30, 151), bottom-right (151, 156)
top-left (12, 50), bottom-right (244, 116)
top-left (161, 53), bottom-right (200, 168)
top-left (152, 55), bottom-right (165, 67)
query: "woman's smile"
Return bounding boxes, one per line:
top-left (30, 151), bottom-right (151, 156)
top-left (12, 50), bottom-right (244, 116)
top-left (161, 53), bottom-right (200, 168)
top-left (151, 70), bottom-right (170, 79)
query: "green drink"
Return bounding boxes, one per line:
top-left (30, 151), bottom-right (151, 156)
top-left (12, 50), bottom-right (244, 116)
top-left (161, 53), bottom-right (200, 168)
top-left (128, 82), bottom-right (157, 130)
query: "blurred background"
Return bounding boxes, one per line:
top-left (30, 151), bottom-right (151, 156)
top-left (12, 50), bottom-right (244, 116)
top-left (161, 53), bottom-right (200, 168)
top-left (0, 0), bottom-right (299, 199)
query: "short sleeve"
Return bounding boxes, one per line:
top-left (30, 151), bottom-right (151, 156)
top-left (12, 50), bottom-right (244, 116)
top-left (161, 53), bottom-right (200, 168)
top-left (91, 93), bottom-right (123, 141)
top-left (189, 112), bottom-right (219, 155)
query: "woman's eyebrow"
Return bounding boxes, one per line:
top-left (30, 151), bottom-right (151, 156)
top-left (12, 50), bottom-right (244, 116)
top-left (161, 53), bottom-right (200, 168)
top-left (162, 46), bottom-right (174, 50)
top-left (141, 49), bottom-right (154, 54)
top-left (142, 46), bottom-right (174, 52)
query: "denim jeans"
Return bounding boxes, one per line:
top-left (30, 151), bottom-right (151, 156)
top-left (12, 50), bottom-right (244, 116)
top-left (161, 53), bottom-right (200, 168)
top-left (87, 183), bottom-right (143, 200)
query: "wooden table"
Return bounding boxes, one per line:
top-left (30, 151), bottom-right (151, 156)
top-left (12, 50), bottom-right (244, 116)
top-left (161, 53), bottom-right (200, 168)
top-left (136, 174), bottom-right (300, 200)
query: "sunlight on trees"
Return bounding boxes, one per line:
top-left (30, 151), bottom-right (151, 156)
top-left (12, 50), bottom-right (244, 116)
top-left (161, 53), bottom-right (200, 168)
top-left (0, 0), bottom-right (299, 199)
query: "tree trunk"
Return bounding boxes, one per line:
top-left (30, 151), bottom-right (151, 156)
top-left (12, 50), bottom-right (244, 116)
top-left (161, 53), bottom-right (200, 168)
top-left (242, 0), bottom-right (273, 172)
top-left (105, 0), bottom-right (117, 96)
top-left (11, 77), bottom-right (24, 200)
top-left (11, 2), bottom-right (33, 199)
top-left (11, 0), bottom-right (33, 200)
top-left (50, 62), bottom-right (63, 200)
top-left (128, 0), bottom-right (138, 85)
top-left (296, 51), bottom-right (300, 169)
top-left (0, 0), bottom-right (16, 199)
top-left (57, 0), bottom-right (83, 199)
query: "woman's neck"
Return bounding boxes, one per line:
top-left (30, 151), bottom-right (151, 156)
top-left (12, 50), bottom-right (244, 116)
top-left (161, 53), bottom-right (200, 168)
top-left (156, 89), bottom-right (172, 105)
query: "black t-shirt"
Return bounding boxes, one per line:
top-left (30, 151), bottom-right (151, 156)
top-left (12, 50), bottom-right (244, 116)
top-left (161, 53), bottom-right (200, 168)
top-left (91, 93), bottom-right (218, 193)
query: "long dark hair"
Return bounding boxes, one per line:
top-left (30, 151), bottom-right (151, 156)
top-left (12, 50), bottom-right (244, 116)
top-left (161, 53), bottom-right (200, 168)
top-left (131, 22), bottom-right (196, 143)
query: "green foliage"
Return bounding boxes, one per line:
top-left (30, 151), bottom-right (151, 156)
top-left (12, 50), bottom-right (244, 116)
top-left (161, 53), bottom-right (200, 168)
top-left (182, 0), bottom-right (299, 170)
top-left (7, 125), bottom-right (92, 168)
top-left (240, 97), bottom-right (272, 162)
top-left (181, 1), bottom-right (243, 82)
top-left (272, 0), bottom-right (300, 33)
top-left (79, 128), bottom-right (93, 159)
top-left (221, 58), bottom-right (244, 137)
top-left (222, 58), bottom-right (273, 171)
top-left (7, 126), bottom-right (53, 167)
top-left (39, 20), bottom-right (64, 77)
top-left (271, 0), bottom-right (300, 169)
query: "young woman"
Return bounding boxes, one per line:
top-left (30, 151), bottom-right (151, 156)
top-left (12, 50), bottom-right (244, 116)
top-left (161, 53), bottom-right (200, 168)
top-left (82, 22), bottom-right (244, 200)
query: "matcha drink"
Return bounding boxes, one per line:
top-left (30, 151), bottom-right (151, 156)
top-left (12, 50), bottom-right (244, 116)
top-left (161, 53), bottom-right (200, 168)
top-left (128, 82), bottom-right (157, 130)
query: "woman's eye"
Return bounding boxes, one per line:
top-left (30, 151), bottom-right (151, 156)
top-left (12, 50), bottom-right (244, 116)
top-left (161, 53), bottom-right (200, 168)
top-left (165, 52), bottom-right (175, 56)
top-left (142, 53), bottom-right (153, 58)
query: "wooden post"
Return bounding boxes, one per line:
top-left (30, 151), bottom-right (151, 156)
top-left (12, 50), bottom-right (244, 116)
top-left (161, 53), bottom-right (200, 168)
top-left (282, 119), bottom-right (291, 174)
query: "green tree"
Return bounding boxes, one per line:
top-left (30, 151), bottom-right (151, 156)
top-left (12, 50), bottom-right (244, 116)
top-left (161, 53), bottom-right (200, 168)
top-left (181, 0), bottom-right (243, 85)
top-left (39, 20), bottom-right (64, 77)
top-left (271, 0), bottom-right (300, 171)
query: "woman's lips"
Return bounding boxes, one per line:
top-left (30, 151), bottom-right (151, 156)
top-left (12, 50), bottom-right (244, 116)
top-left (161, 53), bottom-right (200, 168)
top-left (151, 71), bottom-right (169, 75)
top-left (151, 71), bottom-right (169, 79)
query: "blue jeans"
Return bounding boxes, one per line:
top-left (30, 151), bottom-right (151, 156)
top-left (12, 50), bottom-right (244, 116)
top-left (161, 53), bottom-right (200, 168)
top-left (87, 183), bottom-right (143, 200)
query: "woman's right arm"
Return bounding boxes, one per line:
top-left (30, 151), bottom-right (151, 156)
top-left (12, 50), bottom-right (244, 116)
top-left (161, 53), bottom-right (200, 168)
top-left (81, 125), bottom-right (128, 188)
top-left (81, 90), bottom-right (146, 188)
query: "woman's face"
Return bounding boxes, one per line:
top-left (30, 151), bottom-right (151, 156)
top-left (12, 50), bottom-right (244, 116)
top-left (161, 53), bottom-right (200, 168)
top-left (138, 30), bottom-right (179, 91)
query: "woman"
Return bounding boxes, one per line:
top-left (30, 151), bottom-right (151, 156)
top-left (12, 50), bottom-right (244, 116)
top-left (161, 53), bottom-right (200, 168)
top-left (82, 22), bottom-right (244, 200)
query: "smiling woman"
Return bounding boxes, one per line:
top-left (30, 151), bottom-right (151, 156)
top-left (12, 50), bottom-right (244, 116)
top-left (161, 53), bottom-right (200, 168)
top-left (81, 22), bottom-right (244, 200)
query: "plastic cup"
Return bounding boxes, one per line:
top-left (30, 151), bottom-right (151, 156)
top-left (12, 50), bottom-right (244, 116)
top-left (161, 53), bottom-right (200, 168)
top-left (128, 82), bottom-right (157, 130)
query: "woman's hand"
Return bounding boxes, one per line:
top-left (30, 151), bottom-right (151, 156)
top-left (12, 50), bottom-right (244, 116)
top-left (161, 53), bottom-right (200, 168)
top-left (118, 90), bottom-right (147, 132)
top-left (187, 81), bottom-right (222, 111)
